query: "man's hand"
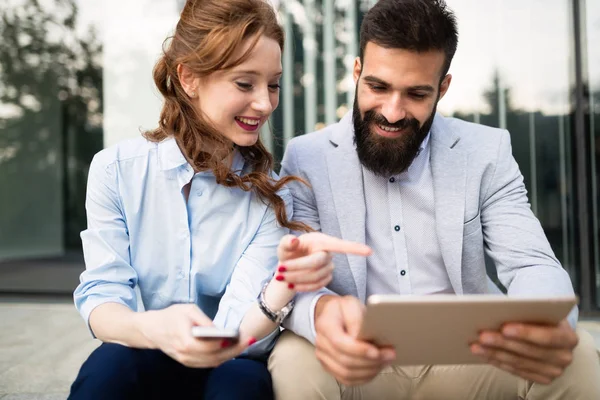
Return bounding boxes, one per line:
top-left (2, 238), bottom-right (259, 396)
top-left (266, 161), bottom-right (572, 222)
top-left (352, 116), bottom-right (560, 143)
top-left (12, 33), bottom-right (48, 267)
top-left (276, 233), bottom-right (372, 292)
top-left (314, 295), bottom-right (396, 386)
top-left (137, 303), bottom-right (254, 368)
top-left (471, 319), bottom-right (578, 384)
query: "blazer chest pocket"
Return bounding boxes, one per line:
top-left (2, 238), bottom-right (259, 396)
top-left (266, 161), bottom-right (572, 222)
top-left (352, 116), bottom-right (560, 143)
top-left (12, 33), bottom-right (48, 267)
top-left (463, 213), bottom-right (482, 237)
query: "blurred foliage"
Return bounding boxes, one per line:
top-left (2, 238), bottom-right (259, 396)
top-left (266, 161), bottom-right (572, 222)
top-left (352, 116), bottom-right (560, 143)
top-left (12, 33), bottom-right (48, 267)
top-left (0, 0), bottom-right (103, 257)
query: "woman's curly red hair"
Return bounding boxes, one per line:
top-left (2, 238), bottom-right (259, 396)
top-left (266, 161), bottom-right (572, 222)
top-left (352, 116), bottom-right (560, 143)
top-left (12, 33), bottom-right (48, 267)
top-left (145, 0), bottom-right (310, 232)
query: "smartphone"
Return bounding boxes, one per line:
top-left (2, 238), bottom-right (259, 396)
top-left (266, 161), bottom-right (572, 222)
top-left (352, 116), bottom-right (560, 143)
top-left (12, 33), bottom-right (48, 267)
top-left (191, 326), bottom-right (240, 342)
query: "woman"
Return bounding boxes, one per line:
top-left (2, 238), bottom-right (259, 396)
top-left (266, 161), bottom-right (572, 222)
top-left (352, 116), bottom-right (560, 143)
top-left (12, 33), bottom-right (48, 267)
top-left (68, 0), bottom-right (370, 399)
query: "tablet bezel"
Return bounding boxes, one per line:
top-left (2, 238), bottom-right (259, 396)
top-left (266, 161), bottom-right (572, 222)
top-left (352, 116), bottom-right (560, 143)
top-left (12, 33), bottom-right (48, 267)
top-left (357, 294), bottom-right (578, 366)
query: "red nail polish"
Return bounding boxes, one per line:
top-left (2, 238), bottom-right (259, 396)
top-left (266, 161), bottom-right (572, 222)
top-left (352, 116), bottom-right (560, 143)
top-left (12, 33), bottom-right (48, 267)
top-left (275, 275), bottom-right (285, 281)
top-left (248, 337), bottom-right (257, 346)
top-left (288, 283), bottom-right (295, 290)
top-left (221, 339), bottom-right (231, 348)
top-left (291, 238), bottom-right (299, 246)
top-left (278, 266), bottom-right (287, 273)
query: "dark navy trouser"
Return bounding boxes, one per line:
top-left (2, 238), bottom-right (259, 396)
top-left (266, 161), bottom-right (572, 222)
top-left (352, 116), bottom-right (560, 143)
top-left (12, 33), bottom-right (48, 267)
top-left (68, 343), bottom-right (274, 400)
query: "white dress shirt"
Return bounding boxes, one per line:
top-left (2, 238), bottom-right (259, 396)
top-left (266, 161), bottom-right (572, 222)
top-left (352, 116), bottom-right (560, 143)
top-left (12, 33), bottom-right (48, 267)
top-left (363, 134), bottom-right (454, 297)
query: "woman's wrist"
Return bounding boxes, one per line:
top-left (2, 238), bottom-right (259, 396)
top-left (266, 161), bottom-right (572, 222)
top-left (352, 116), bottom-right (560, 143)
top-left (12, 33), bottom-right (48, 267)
top-left (131, 310), bottom-right (159, 349)
top-left (89, 303), bottom-right (157, 349)
top-left (264, 278), bottom-right (295, 311)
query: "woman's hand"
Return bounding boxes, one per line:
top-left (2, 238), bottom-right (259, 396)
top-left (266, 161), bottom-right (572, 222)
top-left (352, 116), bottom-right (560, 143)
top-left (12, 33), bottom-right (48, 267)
top-left (138, 303), bottom-right (254, 368)
top-left (275, 233), bottom-right (372, 292)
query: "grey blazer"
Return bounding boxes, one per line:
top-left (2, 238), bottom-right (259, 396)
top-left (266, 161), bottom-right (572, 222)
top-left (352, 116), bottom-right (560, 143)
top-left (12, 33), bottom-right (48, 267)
top-left (281, 112), bottom-right (577, 343)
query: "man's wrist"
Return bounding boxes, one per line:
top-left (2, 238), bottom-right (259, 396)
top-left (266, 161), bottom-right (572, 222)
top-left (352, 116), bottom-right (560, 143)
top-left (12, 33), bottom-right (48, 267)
top-left (314, 295), bottom-right (338, 322)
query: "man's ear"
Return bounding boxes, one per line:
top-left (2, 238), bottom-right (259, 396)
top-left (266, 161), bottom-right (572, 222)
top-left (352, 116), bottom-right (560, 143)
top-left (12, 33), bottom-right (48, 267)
top-left (438, 74), bottom-right (452, 101)
top-left (353, 57), bottom-right (362, 84)
top-left (177, 64), bottom-right (199, 98)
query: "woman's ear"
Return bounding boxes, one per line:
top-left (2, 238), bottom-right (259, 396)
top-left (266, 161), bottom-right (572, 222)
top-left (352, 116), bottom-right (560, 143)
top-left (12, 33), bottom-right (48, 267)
top-left (177, 64), bottom-right (199, 98)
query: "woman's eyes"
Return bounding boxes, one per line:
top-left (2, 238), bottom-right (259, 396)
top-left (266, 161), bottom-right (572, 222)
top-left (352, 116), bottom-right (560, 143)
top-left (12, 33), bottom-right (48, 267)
top-left (236, 82), bottom-right (253, 90)
top-left (235, 82), bottom-right (281, 92)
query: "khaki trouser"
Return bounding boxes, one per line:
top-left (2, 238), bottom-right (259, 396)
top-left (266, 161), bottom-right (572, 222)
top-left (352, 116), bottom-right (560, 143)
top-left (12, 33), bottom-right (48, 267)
top-left (269, 329), bottom-right (600, 400)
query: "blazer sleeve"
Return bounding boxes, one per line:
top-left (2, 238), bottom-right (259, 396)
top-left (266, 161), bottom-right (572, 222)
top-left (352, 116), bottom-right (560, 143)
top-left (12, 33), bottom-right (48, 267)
top-left (481, 130), bottom-right (578, 327)
top-left (279, 140), bottom-right (337, 344)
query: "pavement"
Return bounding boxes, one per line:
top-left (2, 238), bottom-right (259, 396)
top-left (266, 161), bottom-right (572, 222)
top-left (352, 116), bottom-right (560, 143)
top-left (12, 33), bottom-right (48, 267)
top-left (0, 295), bottom-right (599, 400)
top-left (0, 296), bottom-right (99, 399)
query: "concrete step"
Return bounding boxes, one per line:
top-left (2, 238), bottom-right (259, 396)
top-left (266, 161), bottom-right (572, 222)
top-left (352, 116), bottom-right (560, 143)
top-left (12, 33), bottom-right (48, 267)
top-left (0, 298), bottom-right (598, 399)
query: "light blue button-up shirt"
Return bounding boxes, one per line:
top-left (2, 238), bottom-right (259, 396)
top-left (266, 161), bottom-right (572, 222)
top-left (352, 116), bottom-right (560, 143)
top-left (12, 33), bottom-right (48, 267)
top-left (74, 136), bottom-right (291, 355)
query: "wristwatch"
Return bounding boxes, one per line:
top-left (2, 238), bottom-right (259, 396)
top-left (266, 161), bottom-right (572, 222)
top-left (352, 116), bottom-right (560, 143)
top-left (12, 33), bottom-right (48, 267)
top-left (257, 281), bottom-right (295, 325)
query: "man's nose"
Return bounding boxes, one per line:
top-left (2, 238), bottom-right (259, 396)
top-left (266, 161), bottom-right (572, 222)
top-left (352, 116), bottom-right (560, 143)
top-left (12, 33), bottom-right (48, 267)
top-left (380, 95), bottom-right (406, 124)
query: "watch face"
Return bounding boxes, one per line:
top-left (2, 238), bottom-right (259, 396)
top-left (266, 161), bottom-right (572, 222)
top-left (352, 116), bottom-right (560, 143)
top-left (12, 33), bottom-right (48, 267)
top-left (278, 299), bottom-right (295, 322)
top-left (258, 280), bottom-right (295, 324)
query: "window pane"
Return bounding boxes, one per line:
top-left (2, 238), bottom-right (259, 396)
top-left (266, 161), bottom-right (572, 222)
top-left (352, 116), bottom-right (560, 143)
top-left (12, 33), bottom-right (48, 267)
top-left (0, 0), bottom-right (103, 260)
top-left (440, 0), bottom-right (577, 281)
top-left (585, 0), bottom-right (600, 307)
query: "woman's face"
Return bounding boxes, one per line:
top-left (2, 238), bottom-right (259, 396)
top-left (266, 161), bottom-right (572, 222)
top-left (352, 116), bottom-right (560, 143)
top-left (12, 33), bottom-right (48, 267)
top-left (189, 35), bottom-right (282, 147)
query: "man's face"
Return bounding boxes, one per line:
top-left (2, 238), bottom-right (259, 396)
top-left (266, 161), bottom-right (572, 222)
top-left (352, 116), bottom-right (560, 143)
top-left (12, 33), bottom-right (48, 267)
top-left (353, 42), bottom-right (452, 176)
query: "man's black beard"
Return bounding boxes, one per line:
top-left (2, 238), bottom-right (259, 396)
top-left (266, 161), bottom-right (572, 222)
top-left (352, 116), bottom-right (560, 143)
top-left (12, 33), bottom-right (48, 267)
top-left (353, 97), bottom-right (437, 177)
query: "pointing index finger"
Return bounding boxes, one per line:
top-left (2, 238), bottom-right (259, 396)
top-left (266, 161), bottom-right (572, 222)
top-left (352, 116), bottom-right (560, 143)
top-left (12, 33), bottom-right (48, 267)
top-left (311, 235), bottom-right (372, 257)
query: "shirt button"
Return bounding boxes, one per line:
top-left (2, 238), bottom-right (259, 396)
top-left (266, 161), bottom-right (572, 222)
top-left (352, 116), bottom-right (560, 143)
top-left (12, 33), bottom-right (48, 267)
top-left (394, 225), bottom-right (401, 232)
top-left (196, 190), bottom-right (203, 196)
top-left (400, 270), bottom-right (406, 276)
top-left (389, 177), bottom-right (395, 183)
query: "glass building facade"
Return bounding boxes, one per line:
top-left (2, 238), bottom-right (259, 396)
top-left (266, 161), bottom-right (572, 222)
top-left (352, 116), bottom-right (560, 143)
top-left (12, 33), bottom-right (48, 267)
top-left (0, 0), bottom-right (598, 313)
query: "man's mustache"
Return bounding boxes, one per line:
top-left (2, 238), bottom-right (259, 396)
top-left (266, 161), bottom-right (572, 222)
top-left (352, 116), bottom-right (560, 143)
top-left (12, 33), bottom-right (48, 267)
top-left (364, 111), bottom-right (419, 130)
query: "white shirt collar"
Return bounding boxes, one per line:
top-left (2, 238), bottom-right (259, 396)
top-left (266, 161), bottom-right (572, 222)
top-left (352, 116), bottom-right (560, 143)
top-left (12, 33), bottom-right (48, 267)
top-left (393, 132), bottom-right (431, 183)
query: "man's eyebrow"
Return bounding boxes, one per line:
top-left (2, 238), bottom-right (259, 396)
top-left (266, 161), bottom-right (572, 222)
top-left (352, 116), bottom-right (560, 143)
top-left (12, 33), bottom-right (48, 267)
top-left (363, 75), bottom-right (390, 86)
top-left (363, 76), bottom-right (435, 93)
top-left (407, 85), bottom-right (435, 93)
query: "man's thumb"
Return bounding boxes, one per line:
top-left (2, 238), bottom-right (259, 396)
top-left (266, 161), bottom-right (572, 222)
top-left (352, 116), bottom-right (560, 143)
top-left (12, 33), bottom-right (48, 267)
top-left (339, 296), bottom-right (365, 338)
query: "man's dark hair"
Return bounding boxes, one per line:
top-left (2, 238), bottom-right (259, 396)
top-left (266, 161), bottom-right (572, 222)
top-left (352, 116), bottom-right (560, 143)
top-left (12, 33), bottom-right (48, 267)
top-left (359, 0), bottom-right (458, 79)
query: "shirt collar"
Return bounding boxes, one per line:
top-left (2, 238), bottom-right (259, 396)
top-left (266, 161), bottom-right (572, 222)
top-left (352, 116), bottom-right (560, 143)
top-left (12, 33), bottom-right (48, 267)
top-left (158, 136), bottom-right (245, 177)
top-left (230, 149), bottom-right (245, 176)
top-left (158, 137), bottom-right (188, 171)
top-left (394, 131), bottom-right (431, 182)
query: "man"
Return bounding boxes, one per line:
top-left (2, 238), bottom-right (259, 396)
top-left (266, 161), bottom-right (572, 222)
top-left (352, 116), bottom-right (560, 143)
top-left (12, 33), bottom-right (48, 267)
top-left (268, 0), bottom-right (600, 398)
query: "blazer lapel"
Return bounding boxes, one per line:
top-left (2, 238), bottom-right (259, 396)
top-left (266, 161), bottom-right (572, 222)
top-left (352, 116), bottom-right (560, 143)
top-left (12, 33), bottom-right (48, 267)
top-left (430, 115), bottom-right (467, 294)
top-left (326, 114), bottom-right (367, 301)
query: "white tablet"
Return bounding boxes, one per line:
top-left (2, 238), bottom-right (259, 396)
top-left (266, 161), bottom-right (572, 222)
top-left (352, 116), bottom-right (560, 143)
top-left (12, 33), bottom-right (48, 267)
top-left (357, 294), bottom-right (577, 366)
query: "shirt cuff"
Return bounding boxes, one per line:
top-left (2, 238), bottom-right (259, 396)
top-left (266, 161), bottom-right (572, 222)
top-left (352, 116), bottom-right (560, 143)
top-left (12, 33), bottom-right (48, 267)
top-left (309, 292), bottom-right (328, 338)
top-left (78, 296), bottom-right (133, 338)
